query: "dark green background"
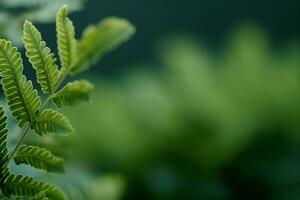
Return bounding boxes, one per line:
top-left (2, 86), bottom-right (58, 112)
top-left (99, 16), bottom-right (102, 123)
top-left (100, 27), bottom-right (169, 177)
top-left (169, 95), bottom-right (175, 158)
top-left (40, 0), bottom-right (300, 74)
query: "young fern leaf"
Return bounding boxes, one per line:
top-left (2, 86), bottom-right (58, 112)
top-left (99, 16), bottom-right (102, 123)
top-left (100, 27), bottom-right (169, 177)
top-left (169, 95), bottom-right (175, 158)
top-left (52, 80), bottom-right (94, 107)
top-left (14, 145), bottom-right (65, 173)
top-left (0, 106), bottom-right (9, 186)
top-left (0, 39), bottom-right (41, 127)
top-left (23, 20), bottom-right (59, 94)
top-left (56, 5), bottom-right (77, 74)
top-left (2, 174), bottom-right (67, 200)
top-left (33, 109), bottom-right (74, 136)
top-left (71, 17), bottom-right (135, 75)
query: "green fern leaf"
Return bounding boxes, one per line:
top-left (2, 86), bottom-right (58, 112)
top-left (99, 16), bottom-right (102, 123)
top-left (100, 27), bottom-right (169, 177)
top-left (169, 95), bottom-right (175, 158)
top-left (70, 17), bottom-right (135, 75)
top-left (2, 174), bottom-right (67, 200)
top-left (0, 39), bottom-right (41, 127)
top-left (56, 5), bottom-right (77, 73)
top-left (23, 20), bottom-right (59, 94)
top-left (33, 109), bottom-right (74, 136)
top-left (0, 106), bottom-right (9, 186)
top-left (14, 145), bottom-right (65, 173)
top-left (52, 80), bottom-right (94, 107)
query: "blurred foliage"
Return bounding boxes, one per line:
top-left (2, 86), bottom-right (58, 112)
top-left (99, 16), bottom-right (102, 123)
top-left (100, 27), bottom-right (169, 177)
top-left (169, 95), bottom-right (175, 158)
top-left (0, 0), bottom-right (85, 45)
top-left (43, 25), bottom-right (300, 199)
top-left (50, 170), bottom-right (125, 200)
top-left (0, 0), bottom-right (299, 198)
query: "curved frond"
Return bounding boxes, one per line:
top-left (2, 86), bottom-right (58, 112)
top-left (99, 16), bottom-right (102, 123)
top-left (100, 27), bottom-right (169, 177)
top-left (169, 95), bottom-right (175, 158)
top-left (52, 80), bottom-right (94, 107)
top-left (56, 5), bottom-right (77, 73)
top-left (14, 145), bottom-right (65, 173)
top-left (71, 17), bottom-right (135, 75)
top-left (0, 39), bottom-right (41, 127)
top-left (2, 174), bottom-right (67, 200)
top-left (23, 20), bottom-right (59, 94)
top-left (33, 109), bottom-right (74, 136)
top-left (0, 106), bottom-right (9, 185)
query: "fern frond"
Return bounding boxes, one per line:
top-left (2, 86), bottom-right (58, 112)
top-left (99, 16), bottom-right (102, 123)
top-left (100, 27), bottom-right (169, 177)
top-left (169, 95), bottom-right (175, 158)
top-left (23, 20), bottom-right (59, 94)
top-left (56, 5), bottom-right (77, 73)
top-left (52, 80), bottom-right (94, 107)
top-left (0, 39), bottom-right (41, 127)
top-left (2, 174), bottom-right (67, 200)
top-left (14, 145), bottom-right (65, 173)
top-left (0, 106), bottom-right (9, 185)
top-left (33, 109), bottom-right (74, 136)
top-left (70, 17), bottom-right (135, 75)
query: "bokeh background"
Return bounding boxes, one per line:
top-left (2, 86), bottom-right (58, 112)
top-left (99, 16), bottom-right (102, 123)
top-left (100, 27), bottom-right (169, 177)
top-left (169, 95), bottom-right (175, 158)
top-left (1, 0), bottom-right (300, 199)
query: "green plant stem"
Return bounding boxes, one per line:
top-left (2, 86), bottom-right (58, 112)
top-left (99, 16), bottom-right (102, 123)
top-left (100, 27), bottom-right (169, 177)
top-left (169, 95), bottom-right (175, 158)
top-left (8, 123), bottom-right (31, 162)
top-left (40, 68), bottom-right (72, 110)
top-left (9, 67), bottom-right (74, 162)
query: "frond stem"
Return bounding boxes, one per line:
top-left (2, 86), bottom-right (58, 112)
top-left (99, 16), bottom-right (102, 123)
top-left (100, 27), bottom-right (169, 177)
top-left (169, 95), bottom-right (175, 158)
top-left (40, 66), bottom-right (72, 110)
top-left (9, 123), bottom-right (31, 162)
top-left (10, 65), bottom-right (74, 161)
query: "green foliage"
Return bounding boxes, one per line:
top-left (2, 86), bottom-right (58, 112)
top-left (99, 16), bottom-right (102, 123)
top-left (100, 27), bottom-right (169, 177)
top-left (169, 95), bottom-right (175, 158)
top-left (40, 167), bottom-right (125, 200)
top-left (2, 174), bottom-right (67, 199)
top-left (52, 80), bottom-right (94, 107)
top-left (33, 190), bottom-right (49, 200)
top-left (33, 110), bottom-right (74, 136)
top-left (0, 4), bottom-right (134, 199)
top-left (23, 21), bottom-right (59, 94)
top-left (56, 5), bottom-right (77, 74)
top-left (57, 174), bottom-right (125, 200)
top-left (0, 39), bottom-right (41, 127)
top-left (0, 107), bottom-right (9, 184)
top-left (71, 17), bottom-right (136, 75)
top-left (14, 145), bottom-right (64, 173)
top-left (57, 26), bottom-right (299, 199)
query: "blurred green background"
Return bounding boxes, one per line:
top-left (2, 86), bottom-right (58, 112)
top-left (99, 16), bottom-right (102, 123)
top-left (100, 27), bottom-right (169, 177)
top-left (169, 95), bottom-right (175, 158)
top-left (50, 0), bottom-right (300, 74)
top-left (1, 0), bottom-right (300, 199)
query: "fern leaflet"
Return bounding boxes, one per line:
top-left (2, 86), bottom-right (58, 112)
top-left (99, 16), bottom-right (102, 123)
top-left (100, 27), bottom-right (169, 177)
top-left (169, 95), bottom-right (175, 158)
top-left (52, 80), bottom-right (94, 107)
top-left (23, 20), bottom-right (59, 94)
top-left (14, 145), bottom-right (65, 173)
top-left (71, 17), bottom-right (135, 74)
top-left (0, 106), bottom-right (9, 186)
top-left (33, 109), bottom-right (74, 136)
top-left (56, 5), bottom-right (77, 73)
top-left (2, 174), bottom-right (67, 200)
top-left (0, 39), bottom-right (41, 127)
